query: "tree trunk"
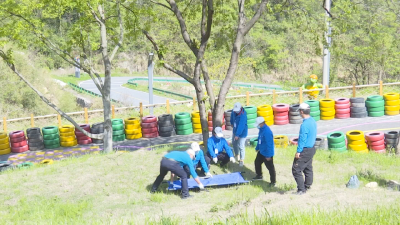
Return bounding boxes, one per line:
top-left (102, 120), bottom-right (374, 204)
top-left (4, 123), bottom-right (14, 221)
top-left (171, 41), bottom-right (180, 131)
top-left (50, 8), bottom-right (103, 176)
top-left (102, 65), bottom-right (113, 153)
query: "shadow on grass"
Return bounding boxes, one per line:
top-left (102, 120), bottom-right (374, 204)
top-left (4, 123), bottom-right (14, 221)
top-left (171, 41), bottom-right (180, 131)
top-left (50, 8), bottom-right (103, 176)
top-left (357, 170), bottom-right (388, 187)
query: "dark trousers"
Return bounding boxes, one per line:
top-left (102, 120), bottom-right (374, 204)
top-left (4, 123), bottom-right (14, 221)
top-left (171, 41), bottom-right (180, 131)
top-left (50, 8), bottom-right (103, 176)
top-left (292, 147), bottom-right (316, 192)
top-left (151, 158), bottom-right (189, 197)
top-left (184, 155), bottom-right (211, 178)
top-left (254, 151), bottom-right (276, 183)
top-left (207, 152), bottom-right (230, 166)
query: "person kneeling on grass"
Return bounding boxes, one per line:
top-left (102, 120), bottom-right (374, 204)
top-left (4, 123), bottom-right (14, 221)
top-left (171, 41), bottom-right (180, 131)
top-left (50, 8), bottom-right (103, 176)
top-left (151, 150), bottom-right (204, 199)
top-left (253, 117), bottom-right (276, 187)
top-left (207, 127), bottom-right (236, 167)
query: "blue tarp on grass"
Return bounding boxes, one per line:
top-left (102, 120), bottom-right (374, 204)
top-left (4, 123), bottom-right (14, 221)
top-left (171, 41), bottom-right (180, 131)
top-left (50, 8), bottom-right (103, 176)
top-left (167, 172), bottom-right (249, 190)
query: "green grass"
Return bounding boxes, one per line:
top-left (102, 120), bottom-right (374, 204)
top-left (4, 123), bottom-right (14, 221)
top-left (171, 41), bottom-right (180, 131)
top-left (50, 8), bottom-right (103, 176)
top-left (0, 145), bottom-right (399, 224)
top-left (52, 71), bottom-right (146, 85)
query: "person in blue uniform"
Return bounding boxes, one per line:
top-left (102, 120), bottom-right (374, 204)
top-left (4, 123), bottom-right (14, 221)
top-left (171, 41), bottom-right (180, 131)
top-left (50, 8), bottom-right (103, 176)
top-left (231, 102), bottom-right (248, 167)
top-left (207, 127), bottom-right (235, 166)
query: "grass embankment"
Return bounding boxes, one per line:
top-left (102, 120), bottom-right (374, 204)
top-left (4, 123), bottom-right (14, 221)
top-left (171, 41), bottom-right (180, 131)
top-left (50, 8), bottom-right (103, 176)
top-left (52, 71), bottom-right (146, 85)
top-left (0, 144), bottom-right (399, 224)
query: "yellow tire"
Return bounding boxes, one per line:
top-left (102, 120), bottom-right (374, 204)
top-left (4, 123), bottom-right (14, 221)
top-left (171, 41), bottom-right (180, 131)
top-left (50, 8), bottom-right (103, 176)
top-left (346, 130), bottom-right (364, 141)
top-left (320, 99), bottom-right (335, 108)
top-left (193, 128), bottom-right (202, 133)
top-left (348, 139), bottom-right (365, 145)
top-left (266, 120), bottom-right (274, 126)
top-left (193, 123), bottom-right (202, 129)
top-left (60, 135), bottom-right (76, 142)
top-left (385, 110), bottom-right (400, 116)
top-left (125, 124), bottom-right (141, 130)
top-left (384, 105), bottom-right (400, 111)
top-left (40, 159), bottom-right (54, 165)
top-left (191, 111), bottom-right (200, 118)
top-left (192, 118), bottom-right (200, 124)
top-left (385, 99), bottom-right (400, 106)
top-left (262, 115), bottom-right (274, 122)
top-left (348, 143), bottom-right (368, 151)
top-left (320, 107), bottom-right (335, 112)
top-left (124, 117), bottom-right (141, 125)
top-left (274, 135), bottom-right (288, 145)
top-left (321, 116), bottom-right (334, 120)
top-left (0, 137), bottom-right (9, 144)
top-left (59, 125), bottom-right (74, 133)
top-left (383, 93), bottom-right (399, 101)
top-left (126, 133), bottom-right (142, 140)
top-left (320, 110), bottom-right (335, 117)
top-left (0, 132), bottom-right (7, 139)
top-left (60, 140), bottom-right (77, 147)
top-left (355, 149), bottom-right (369, 154)
top-left (125, 128), bottom-right (142, 135)
top-left (257, 110), bottom-right (273, 117)
top-left (60, 131), bottom-right (75, 137)
top-left (257, 105), bottom-right (272, 111)
top-left (0, 148), bottom-right (11, 155)
top-left (0, 142), bottom-right (10, 149)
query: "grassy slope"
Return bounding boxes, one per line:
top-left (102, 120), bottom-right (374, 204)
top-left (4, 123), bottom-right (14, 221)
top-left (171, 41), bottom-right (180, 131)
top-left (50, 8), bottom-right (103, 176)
top-left (0, 145), bottom-right (399, 224)
top-left (52, 71), bottom-right (147, 85)
top-left (122, 83), bottom-right (189, 101)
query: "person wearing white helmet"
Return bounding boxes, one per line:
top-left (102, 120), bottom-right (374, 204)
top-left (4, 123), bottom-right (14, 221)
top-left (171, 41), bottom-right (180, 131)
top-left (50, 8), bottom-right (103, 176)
top-left (231, 102), bottom-right (248, 167)
top-left (207, 127), bottom-right (235, 166)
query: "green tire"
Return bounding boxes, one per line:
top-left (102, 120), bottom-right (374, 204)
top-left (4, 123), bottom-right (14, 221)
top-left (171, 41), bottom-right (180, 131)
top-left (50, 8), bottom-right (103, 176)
top-left (327, 132), bottom-right (345, 143)
top-left (310, 111), bottom-right (321, 117)
top-left (44, 138), bottom-right (60, 146)
top-left (175, 112), bottom-right (190, 119)
top-left (329, 146), bottom-right (347, 152)
top-left (328, 140), bottom-right (346, 148)
top-left (112, 123), bottom-right (124, 131)
top-left (310, 106), bottom-right (320, 112)
top-left (247, 112), bottom-right (257, 120)
top-left (176, 128), bottom-right (193, 135)
top-left (247, 118), bottom-right (256, 125)
top-left (176, 123), bottom-right (193, 130)
top-left (250, 137), bottom-right (258, 146)
top-left (244, 106), bottom-right (257, 114)
top-left (312, 116), bottom-right (320, 121)
top-left (367, 106), bottom-right (384, 112)
top-left (42, 126), bottom-right (59, 135)
top-left (368, 111), bottom-right (384, 117)
top-left (248, 123), bottom-right (256, 129)
top-left (113, 130), bottom-right (125, 136)
top-left (175, 117), bottom-right (191, 125)
top-left (366, 95), bottom-right (384, 102)
top-left (113, 134), bottom-right (125, 142)
top-left (112, 119), bottom-right (123, 125)
top-left (43, 133), bottom-right (60, 140)
top-left (305, 100), bottom-right (320, 107)
top-left (365, 100), bottom-right (384, 108)
top-left (45, 143), bottom-right (60, 149)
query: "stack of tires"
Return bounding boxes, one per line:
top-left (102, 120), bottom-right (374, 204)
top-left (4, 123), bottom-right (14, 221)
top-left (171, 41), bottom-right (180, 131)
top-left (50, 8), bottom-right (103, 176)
top-left (365, 132), bottom-right (385, 153)
top-left (272, 104), bottom-right (289, 125)
top-left (327, 132), bottom-right (346, 152)
top-left (244, 106), bottom-right (257, 129)
top-left (274, 135), bottom-right (288, 148)
top-left (112, 119), bottom-right (125, 142)
top-left (76, 124), bottom-right (92, 145)
top-left (346, 130), bottom-right (368, 153)
top-left (383, 93), bottom-right (400, 116)
top-left (250, 137), bottom-right (258, 147)
top-left (314, 137), bottom-right (325, 149)
top-left (257, 105), bottom-right (274, 126)
top-left (350, 97), bottom-right (367, 118)
top-left (91, 122), bottom-right (104, 144)
top-left (124, 117), bottom-right (142, 140)
top-left (305, 100), bottom-right (320, 121)
top-left (9, 131), bottom-right (29, 153)
top-left (191, 111), bottom-right (201, 133)
top-left (27, 127), bottom-right (44, 151)
top-left (289, 104), bottom-right (302, 124)
top-left (289, 137), bottom-right (298, 145)
top-left (319, 99), bottom-right (335, 120)
top-left (335, 98), bottom-right (350, 119)
top-left (366, 95), bottom-right (384, 117)
top-left (59, 125), bottom-right (77, 147)
top-left (158, 114), bottom-right (175, 137)
top-left (385, 131), bottom-right (399, 150)
top-left (42, 126), bottom-right (60, 149)
top-left (207, 111), bottom-right (225, 131)
top-left (0, 132), bottom-right (11, 155)
top-left (225, 110), bottom-right (233, 130)
top-left (141, 116), bottom-right (159, 138)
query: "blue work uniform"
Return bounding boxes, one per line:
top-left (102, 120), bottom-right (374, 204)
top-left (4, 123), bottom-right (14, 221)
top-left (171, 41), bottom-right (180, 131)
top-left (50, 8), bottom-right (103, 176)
top-left (296, 117), bottom-right (317, 153)
top-left (207, 136), bottom-right (234, 166)
top-left (230, 108), bottom-right (248, 138)
top-left (256, 125), bottom-right (274, 157)
top-left (193, 150), bottom-right (209, 173)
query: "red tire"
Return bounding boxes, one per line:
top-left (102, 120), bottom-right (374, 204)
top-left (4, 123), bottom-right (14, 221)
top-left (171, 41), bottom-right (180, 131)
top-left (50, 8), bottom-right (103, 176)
top-left (208, 115), bottom-right (212, 121)
top-left (11, 140), bottom-right (27, 147)
top-left (370, 144), bottom-right (385, 151)
top-left (274, 120), bottom-right (289, 125)
top-left (365, 132), bottom-right (384, 142)
top-left (208, 111), bottom-right (212, 116)
top-left (78, 136), bottom-right (91, 141)
top-left (141, 122), bottom-right (158, 128)
top-left (335, 98), bottom-right (350, 104)
top-left (11, 145), bottom-right (29, 153)
top-left (207, 121), bottom-right (213, 126)
top-left (142, 116), bottom-right (157, 123)
top-left (142, 127), bottom-right (158, 134)
top-left (208, 127), bottom-right (213, 132)
top-left (10, 136), bottom-right (26, 143)
top-left (335, 104), bottom-right (350, 109)
top-left (75, 131), bottom-right (87, 137)
top-left (335, 108), bottom-right (350, 114)
top-left (222, 125), bottom-right (225, 130)
top-left (273, 111), bottom-right (288, 117)
top-left (368, 139), bottom-right (384, 146)
top-left (335, 113), bottom-right (350, 119)
top-left (9, 130), bottom-right (25, 138)
top-left (143, 132), bottom-right (159, 138)
top-left (274, 115), bottom-right (289, 121)
top-left (374, 149), bottom-right (386, 154)
top-left (79, 124), bottom-right (91, 130)
top-left (272, 104), bottom-right (290, 112)
top-left (290, 137), bottom-right (299, 145)
top-left (78, 139), bottom-right (92, 145)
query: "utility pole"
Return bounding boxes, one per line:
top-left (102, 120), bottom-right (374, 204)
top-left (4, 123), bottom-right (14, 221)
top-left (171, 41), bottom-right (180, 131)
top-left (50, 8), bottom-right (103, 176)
top-left (148, 53), bottom-right (154, 115)
top-left (323, 0), bottom-right (332, 88)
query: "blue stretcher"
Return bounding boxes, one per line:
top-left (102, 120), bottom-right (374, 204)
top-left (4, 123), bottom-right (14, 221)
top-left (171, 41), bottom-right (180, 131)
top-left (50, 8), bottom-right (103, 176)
top-left (167, 172), bottom-right (249, 190)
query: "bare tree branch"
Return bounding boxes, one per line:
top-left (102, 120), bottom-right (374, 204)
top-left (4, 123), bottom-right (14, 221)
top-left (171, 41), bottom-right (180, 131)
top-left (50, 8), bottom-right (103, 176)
top-left (150, 0), bottom-right (173, 12)
top-left (110, 1), bottom-right (124, 62)
top-left (242, 0), bottom-right (268, 35)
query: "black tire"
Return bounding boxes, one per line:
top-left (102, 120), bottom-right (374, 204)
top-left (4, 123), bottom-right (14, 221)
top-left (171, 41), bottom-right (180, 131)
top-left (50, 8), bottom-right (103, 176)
top-left (350, 107), bottom-right (367, 113)
top-left (225, 115), bottom-right (231, 122)
top-left (384, 131), bottom-right (399, 139)
top-left (91, 128), bottom-right (104, 134)
top-left (351, 103), bottom-right (365, 108)
top-left (28, 137), bottom-right (43, 144)
top-left (224, 110), bottom-right (233, 117)
top-left (289, 111), bottom-right (300, 116)
top-left (385, 138), bottom-right (397, 144)
top-left (28, 140), bottom-right (44, 147)
top-left (158, 114), bottom-right (174, 123)
top-left (27, 133), bottom-right (42, 139)
top-left (226, 125), bottom-right (233, 131)
top-left (225, 121), bottom-right (232, 126)
top-left (92, 122), bottom-right (104, 129)
top-left (314, 140), bottom-right (321, 146)
top-left (92, 139), bottom-right (104, 144)
top-left (289, 115), bottom-right (302, 120)
top-left (350, 112), bottom-right (367, 118)
top-left (316, 137), bottom-right (324, 145)
top-left (27, 127), bottom-right (41, 135)
top-left (289, 104), bottom-right (300, 112)
top-left (350, 97), bottom-right (364, 103)
top-left (159, 120), bottom-right (174, 127)
top-left (289, 119), bottom-right (303, 124)
top-left (159, 125), bottom-right (174, 133)
top-left (159, 130), bottom-right (175, 137)
top-left (29, 145), bottom-right (44, 151)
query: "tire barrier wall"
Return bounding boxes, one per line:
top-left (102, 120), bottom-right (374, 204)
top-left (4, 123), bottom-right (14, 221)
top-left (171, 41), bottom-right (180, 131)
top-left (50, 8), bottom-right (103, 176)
top-left (42, 126), bottom-right (60, 149)
top-left (112, 119), bottom-right (126, 141)
top-left (244, 106), bottom-right (257, 129)
top-left (175, 112), bottom-right (193, 135)
top-left (383, 93), bottom-right (400, 116)
top-left (288, 104), bottom-right (302, 124)
top-left (272, 104), bottom-right (289, 125)
top-left (350, 97), bottom-right (367, 118)
top-left (335, 98), bottom-right (350, 119)
top-left (224, 110), bottom-right (233, 131)
top-left (319, 99), bottom-right (335, 120)
top-left (257, 105), bottom-right (274, 126)
top-left (59, 125), bottom-right (78, 147)
top-left (158, 114), bottom-right (175, 137)
top-left (346, 130), bottom-right (368, 153)
top-left (305, 100), bottom-right (320, 121)
top-left (76, 124), bottom-right (92, 145)
top-left (26, 128), bottom-right (44, 151)
top-left (125, 117), bottom-right (142, 140)
top-left (207, 111), bottom-right (225, 132)
top-left (0, 132), bottom-right (11, 155)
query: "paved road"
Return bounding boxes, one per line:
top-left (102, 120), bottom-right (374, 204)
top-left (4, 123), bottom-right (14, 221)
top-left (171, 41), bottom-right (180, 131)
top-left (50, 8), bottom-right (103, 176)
top-left (79, 77), bottom-right (177, 106)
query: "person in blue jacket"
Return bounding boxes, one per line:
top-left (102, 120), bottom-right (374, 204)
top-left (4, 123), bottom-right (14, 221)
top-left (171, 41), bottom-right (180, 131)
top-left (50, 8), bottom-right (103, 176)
top-left (253, 117), bottom-right (276, 186)
top-left (177, 142), bottom-right (213, 179)
top-left (207, 127), bottom-right (235, 167)
top-left (151, 150), bottom-right (204, 199)
top-left (231, 102), bottom-right (248, 167)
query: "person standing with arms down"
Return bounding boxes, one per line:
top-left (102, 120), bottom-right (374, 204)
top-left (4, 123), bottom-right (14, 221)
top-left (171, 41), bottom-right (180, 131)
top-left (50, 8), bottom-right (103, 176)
top-left (292, 103), bottom-right (317, 195)
top-left (253, 117), bottom-right (276, 187)
top-left (230, 102), bottom-right (248, 167)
